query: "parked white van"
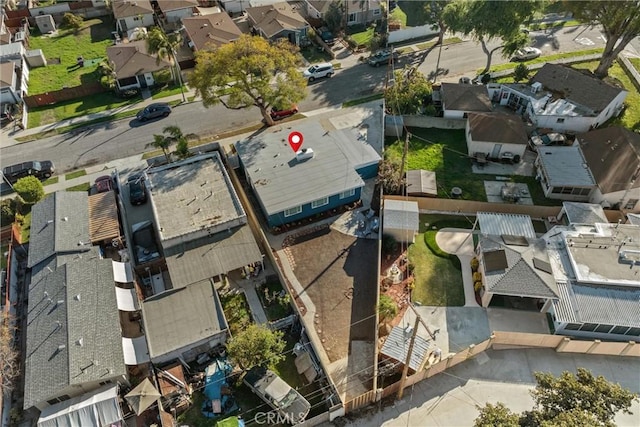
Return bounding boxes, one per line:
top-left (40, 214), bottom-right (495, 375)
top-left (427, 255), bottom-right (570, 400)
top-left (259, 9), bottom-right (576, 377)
top-left (303, 62), bottom-right (334, 82)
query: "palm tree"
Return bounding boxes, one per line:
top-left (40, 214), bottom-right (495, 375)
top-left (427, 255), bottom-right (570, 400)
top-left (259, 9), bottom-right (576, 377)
top-left (151, 134), bottom-right (172, 163)
top-left (145, 26), bottom-right (186, 102)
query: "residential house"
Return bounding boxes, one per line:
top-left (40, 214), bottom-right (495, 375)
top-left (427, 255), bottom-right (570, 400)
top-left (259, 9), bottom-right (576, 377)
top-left (305, 0), bottom-right (382, 26)
top-left (155, 0), bottom-right (199, 25)
top-left (534, 145), bottom-right (597, 202)
top-left (36, 385), bottom-right (125, 427)
top-left (182, 13), bottom-right (243, 52)
top-left (112, 0), bottom-right (155, 34)
top-left (405, 170), bottom-right (437, 197)
top-left (473, 210), bottom-right (640, 342)
top-left (0, 41), bottom-right (31, 105)
top-left (245, 2), bottom-right (309, 45)
top-left (140, 279), bottom-right (229, 364)
top-left (235, 116), bottom-right (381, 228)
top-left (577, 126), bottom-right (640, 211)
top-left (466, 113), bottom-right (528, 160)
top-left (382, 199), bottom-right (419, 244)
top-left (24, 192), bottom-right (127, 411)
top-left (106, 40), bottom-right (172, 91)
top-left (0, 61), bottom-right (22, 104)
top-left (486, 64), bottom-right (627, 133)
top-left (439, 83), bottom-right (492, 119)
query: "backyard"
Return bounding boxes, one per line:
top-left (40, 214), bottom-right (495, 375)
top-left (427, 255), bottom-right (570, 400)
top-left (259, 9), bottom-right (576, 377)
top-left (384, 128), bottom-right (557, 205)
top-left (408, 215), bottom-right (470, 307)
top-left (27, 17), bottom-right (114, 94)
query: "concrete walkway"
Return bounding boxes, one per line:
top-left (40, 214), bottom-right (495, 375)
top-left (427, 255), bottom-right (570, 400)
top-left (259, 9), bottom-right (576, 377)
top-left (434, 228), bottom-right (479, 307)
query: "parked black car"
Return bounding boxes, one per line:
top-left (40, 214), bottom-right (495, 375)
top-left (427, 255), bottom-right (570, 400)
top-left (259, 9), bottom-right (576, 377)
top-left (367, 50), bottom-right (398, 67)
top-left (136, 102), bottom-right (172, 122)
top-left (127, 174), bottom-right (147, 205)
top-left (320, 29), bottom-right (335, 46)
top-left (2, 161), bottom-right (55, 184)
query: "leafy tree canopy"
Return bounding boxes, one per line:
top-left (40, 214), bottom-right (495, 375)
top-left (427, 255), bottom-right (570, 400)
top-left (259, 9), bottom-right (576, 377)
top-left (474, 368), bottom-right (638, 427)
top-left (190, 35), bottom-right (306, 126)
top-left (13, 176), bottom-right (44, 205)
top-left (324, 0), bottom-right (345, 34)
top-left (564, 0), bottom-right (640, 78)
top-left (384, 67), bottom-right (432, 115)
top-left (227, 324), bottom-right (286, 370)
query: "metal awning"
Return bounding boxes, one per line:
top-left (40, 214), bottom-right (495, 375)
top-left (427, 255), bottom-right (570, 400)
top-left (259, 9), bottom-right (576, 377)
top-left (122, 335), bottom-right (150, 365)
top-left (112, 260), bottom-right (133, 283)
top-left (115, 287), bottom-right (140, 311)
top-left (37, 385), bottom-right (123, 427)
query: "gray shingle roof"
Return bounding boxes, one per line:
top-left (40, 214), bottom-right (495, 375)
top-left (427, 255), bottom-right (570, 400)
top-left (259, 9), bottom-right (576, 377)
top-left (467, 113), bottom-right (528, 145)
top-left (536, 146), bottom-right (596, 187)
top-left (532, 63), bottom-right (625, 114)
top-left (441, 83), bottom-right (492, 113)
top-left (380, 325), bottom-right (431, 371)
top-left (28, 192), bottom-right (91, 268)
top-left (24, 257), bottom-right (125, 410)
top-left (141, 280), bottom-right (226, 360)
top-left (164, 225), bottom-right (262, 289)
top-left (553, 281), bottom-right (640, 328)
top-left (383, 200), bottom-right (419, 232)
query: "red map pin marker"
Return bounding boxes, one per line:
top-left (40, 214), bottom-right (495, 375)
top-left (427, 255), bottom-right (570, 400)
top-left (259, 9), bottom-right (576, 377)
top-left (288, 131), bottom-right (303, 152)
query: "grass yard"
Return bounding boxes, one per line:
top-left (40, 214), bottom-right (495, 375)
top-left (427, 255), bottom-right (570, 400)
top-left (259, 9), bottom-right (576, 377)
top-left (300, 46), bottom-right (333, 64)
top-left (43, 176), bottom-right (59, 186)
top-left (28, 92), bottom-right (140, 128)
top-left (257, 281), bottom-right (293, 321)
top-left (65, 169), bottom-right (86, 180)
top-left (389, 6), bottom-right (407, 28)
top-left (151, 83), bottom-right (188, 100)
top-left (27, 17), bottom-right (115, 94)
top-left (385, 128), bottom-right (563, 206)
top-left (528, 19), bottom-right (581, 31)
top-left (485, 48), bottom-right (604, 73)
top-left (66, 183), bottom-right (91, 192)
top-left (342, 93), bottom-right (384, 108)
top-left (19, 210), bottom-right (31, 243)
top-left (630, 57), bottom-right (640, 71)
top-left (349, 27), bottom-right (375, 47)
top-left (397, 1), bottom-right (428, 27)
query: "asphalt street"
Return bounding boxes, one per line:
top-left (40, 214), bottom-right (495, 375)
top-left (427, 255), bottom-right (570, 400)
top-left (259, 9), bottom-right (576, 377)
top-left (0, 25), bottom-right (609, 175)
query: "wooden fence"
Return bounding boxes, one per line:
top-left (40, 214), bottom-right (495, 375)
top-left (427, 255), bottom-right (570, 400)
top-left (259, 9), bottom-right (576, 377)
top-left (24, 83), bottom-right (106, 108)
top-left (344, 330), bottom-right (639, 414)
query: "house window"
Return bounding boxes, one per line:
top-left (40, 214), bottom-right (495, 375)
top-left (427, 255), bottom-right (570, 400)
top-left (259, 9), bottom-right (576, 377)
top-left (625, 327), bottom-right (640, 336)
top-left (373, 8), bottom-right (381, 15)
top-left (611, 326), bottom-right (630, 335)
top-left (594, 324), bottom-right (613, 333)
top-left (311, 197), bottom-right (329, 208)
top-left (339, 189), bottom-right (356, 199)
top-left (556, 118), bottom-right (565, 123)
top-left (284, 206), bottom-right (302, 217)
top-left (99, 380), bottom-right (111, 386)
top-left (579, 323), bottom-right (598, 332)
top-left (47, 395), bottom-right (71, 405)
top-left (133, 16), bottom-right (141, 21)
top-left (625, 199), bottom-right (639, 209)
top-left (579, 188), bottom-right (591, 196)
top-left (564, 323), bottom-right (581, 330)
top-left (348, 13), bottom-right (356, 23)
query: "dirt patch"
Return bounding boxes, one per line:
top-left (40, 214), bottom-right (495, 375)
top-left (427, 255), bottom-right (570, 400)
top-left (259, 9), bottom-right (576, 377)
top-left (380, 249), bottom-right (413, 327)
top-left (285, 226), bottom-right (377, 362)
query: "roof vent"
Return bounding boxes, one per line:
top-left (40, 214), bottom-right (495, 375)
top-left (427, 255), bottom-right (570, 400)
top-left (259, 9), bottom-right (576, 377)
top-left (62, 217), bottom-right (68, 221)
top-left (296, 148), bottom-right (314, 162)
top-left (531, 82), bottom-right (542, 93)
top-left (74, 294), bottom-right (81, 301)
top-left (57, 344), bottom-right (66, 351)
top-left (76, 337), bottom-right (84, 346)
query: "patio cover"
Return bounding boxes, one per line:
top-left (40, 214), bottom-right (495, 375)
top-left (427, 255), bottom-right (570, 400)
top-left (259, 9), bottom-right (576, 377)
top-left (37, 385), bottom-right (123, 427)
top-left (122, 335), bottom-right (150, 365)
top-left (88, 191), bottom-right (120, 244)
top-left (112, 260), bottom-right (134, 283)
top-left (115, 287), bottom-right (140, 311)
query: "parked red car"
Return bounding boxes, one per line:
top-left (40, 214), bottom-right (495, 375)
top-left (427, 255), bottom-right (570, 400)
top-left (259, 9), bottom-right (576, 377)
top-left (94, 175), bottom-right (116, 193)
top-left (270, 105), bottom-right (299, 120)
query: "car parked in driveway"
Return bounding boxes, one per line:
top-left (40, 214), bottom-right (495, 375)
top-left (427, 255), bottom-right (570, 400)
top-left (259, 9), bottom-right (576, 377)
top-left (513, 47), bottom-right (541, 61)
top-left (367, 50), bottom-right (397, 67)
top-left (320, 30), bottom-right (335, 45)
top-left (127, 173), bottom-right (147, 205)
top-left (270, 105), bottom-right (299, 120)
top-left (94, 175), bottom-right (116, 193)
top-left (136, 102), bottom-right (172, 122)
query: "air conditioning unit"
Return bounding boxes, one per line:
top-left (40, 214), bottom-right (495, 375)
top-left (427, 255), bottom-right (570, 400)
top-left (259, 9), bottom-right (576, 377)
top-left (295, 148), bottom-right (314, 161)
top-left (14, 31), bottom-right (26, 43)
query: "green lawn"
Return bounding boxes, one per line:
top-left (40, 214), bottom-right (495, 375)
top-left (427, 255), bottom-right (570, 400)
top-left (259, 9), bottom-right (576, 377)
top-left (151, 83), bottom-right (189, 100)
top-left (409, 215), bottom-right (467, 306)
top-left (484, 48), bottom-right (604, 73)
top-left (349, 27), bottom-right (375, 47)
top-left (630, 57), bottom-right (640, 71)
top-left (342, 93), bottom-right (384, 108)
top-left (389, 6), bottom-right (407, 28)
top-left (27, 17), bottom-right (114, 94)
top-left (300, 46), bottom-right (333, 64)
top-left (65, 169), bottom-right (86, 180)
top-left (385, 128), bottom-right (561, 206)
top-left (43, 176), bottom-right (59, 186)
top-left (67, 183), bottom-right (91, 192)
top-left (27, 92), bottom-right (140, 128)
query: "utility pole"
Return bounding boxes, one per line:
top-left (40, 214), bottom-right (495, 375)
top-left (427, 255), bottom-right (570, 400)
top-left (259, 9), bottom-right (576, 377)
top-left (396, 316), bottom-right (420, 400)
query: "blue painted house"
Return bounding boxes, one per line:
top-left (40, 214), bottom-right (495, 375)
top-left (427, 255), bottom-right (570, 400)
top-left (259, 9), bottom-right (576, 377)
top-left (235, 121), bottom-right (380, 227)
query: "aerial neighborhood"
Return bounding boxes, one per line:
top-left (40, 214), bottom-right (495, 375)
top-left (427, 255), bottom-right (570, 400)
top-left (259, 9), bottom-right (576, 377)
top-left (1, 1), bottom-right (640, 427)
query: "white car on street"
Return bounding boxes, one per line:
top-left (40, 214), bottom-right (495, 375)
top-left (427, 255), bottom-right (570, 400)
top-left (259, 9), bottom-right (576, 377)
top-left (513, 47), bottom-right (541, 61)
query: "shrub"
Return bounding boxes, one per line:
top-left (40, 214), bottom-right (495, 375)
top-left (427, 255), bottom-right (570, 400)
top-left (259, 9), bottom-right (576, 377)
top-left (378, 295), bottom-right (398, 322)
top-left (382, 234), bottom-right (397, 255)
top-left (13, 177), bottom-right (44, 205)
top-left (513, 63), bottom-right (530, 82)
top-left (470, 257), bottom-right (479, 271)
top-left (474, 281), bottom-right (483, 292)
top-left (472, 271), bottom-right (483, 283)
top-left (152, 69), bottom-right (173, 86)
top-left (61, 13), bottom-right (83, 32)
top-left (481, 73), bottom-right (491, 84)
top-left (345, 36), bottom-right (358, 50)
top-left (1, 198), bottom-right (17, 226)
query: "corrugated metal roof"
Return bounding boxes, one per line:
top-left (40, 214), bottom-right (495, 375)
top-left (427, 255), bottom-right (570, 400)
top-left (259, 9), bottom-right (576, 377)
top-left (562, 202), bottom-right (607, 225)
top-left (553, 281), bottom-right (640, 328)
top-left (477, 212), bottom-right (536, 238)
top-left (380, 325), bottom-right (430, 371)
top-left (537, 146), bottom-right (596, 187)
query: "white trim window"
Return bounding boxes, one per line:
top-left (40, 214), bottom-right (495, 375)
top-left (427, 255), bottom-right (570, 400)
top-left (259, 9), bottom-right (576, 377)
top-left (373, 8), bottom-right (381, 15)
top-left (284, 205), bottom-right (302, 217)
top-left (311, 197), bottom-right (329, 208)
top-left (339, 188), bottom-right (356, 199)
top-left (348, 12), bottom-right (357, 23)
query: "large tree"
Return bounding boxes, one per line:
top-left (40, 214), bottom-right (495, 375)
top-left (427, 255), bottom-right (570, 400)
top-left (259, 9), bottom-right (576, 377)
top-left (424, 0), bottom-right (450, 46)
top-left (384, 67), bottom-right (432, 115)
top-left (226, 324), bottom-right (286, 371)
top-left (564, 1), bottom-right (640, 78)
top-left (190, 35), bottom-right (306, 126)
top-left (474, 368), bottom-right (638, 427)
top-left (146, 26), bottom-right (185, 101)
top-left (443, 0), bottom-right (542, 75)
top-left (13, 176), bottom-right (44, 205)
